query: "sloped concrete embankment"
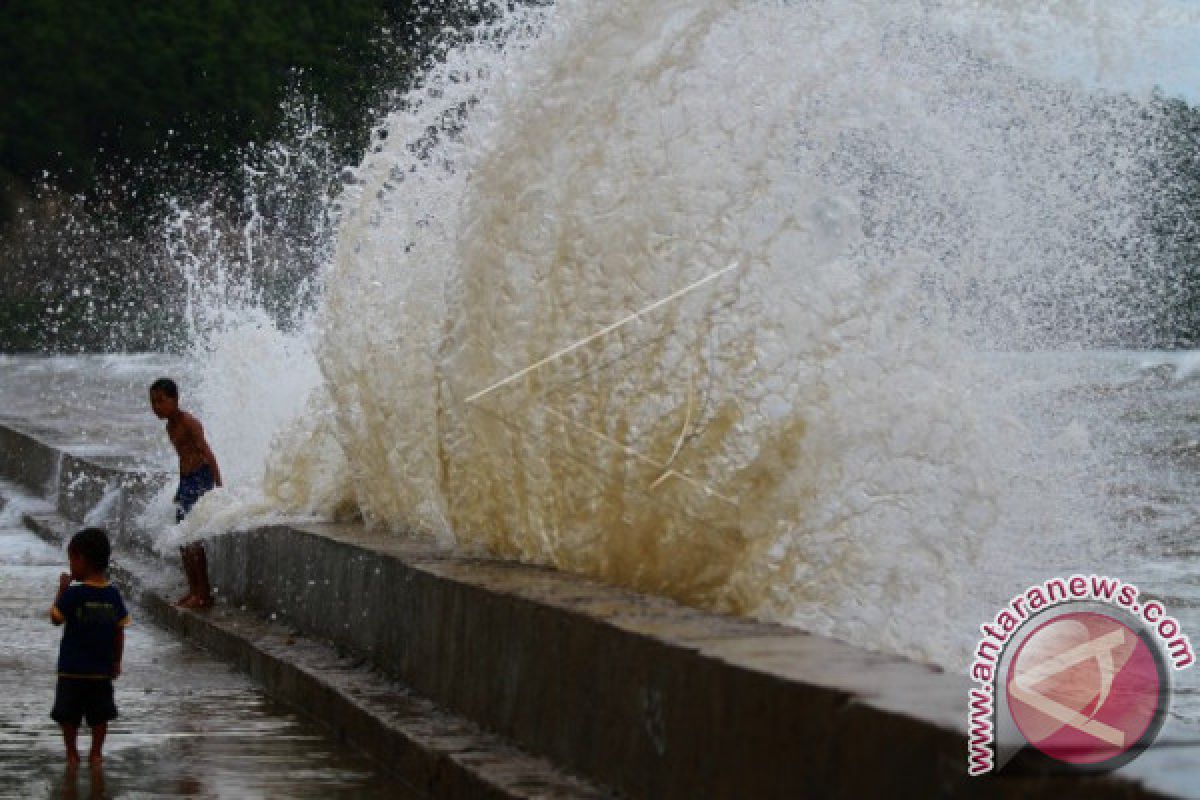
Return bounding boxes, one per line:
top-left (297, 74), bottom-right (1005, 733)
top-left (0, 422), bottom-right (164, 543)
top-left (1, 419), bottom-right (1195, 799)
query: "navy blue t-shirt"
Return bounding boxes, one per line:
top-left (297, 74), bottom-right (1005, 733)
top-left (53, 582), bottom-right (130, 677)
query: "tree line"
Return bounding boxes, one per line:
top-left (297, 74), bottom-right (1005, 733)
top-left (0, 0), bottom-right (503, 221)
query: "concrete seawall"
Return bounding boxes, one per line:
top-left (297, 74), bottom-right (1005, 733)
top-left (1, 418), bottom-right (1196, 799)
top-left (0, 418), bottom-right (165, 540)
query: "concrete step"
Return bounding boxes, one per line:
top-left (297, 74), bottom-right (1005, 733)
top-left (16, 502), bottom-right (613, 800)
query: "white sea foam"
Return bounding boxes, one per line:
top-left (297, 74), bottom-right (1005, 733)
top-left (1141, 350), bottom-right (1200, 384)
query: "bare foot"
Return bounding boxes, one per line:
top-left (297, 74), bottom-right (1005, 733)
top-left (179, 595), bottom-right (212, 610)
top-left (175, 593), bottom-right (195, 607)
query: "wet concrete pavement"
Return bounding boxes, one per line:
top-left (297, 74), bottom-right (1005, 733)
top-left (0, 525), bottom-right (406, 800)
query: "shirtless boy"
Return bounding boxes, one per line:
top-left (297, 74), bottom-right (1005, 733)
top-left (149, 378), bottom-right (223, 609)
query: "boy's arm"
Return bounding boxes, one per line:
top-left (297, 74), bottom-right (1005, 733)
top-left (187, 415), bottom-right (224, 486)
top-left (112, 592), bottom-right (130, 678)
top-left (112, 628), bottom-right (124, 679)
top-left (50, 573), bottom-right (71, 625)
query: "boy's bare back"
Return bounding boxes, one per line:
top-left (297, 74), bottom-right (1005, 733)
top-left (166, 411), bottom-right (220, 480)
top-left (149, 382), bottom-right (223, 485)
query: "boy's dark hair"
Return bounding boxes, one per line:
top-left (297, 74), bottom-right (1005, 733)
top-left (150, 377), bottom-right (178, 399)
top-left (68, 528), bottom-right (111, 572)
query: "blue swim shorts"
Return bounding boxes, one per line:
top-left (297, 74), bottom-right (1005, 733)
top-left (175, 463), bottom-right (216, 522)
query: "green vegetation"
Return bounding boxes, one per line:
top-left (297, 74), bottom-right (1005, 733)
top-left (0, 1), bottom-right (505, 214)
top-left (1, 0), bottom-right (379, 212)
top-left (0, 0), bottom-right (498, 351)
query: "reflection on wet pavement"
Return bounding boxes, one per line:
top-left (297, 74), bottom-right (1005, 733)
top-left (0, 527), bottom-right (404, 800)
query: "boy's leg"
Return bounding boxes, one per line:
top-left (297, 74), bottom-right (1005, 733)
top-left (60, 724), bottom-right (80, 767)
top-left (180, 543), bottom-right (213, 609)
top-left (52, 678), bottom-right (83, 767)
top-left (175, 471), bottom-right (216, 607)
top-left (175, 483), bottom-right (193, 604)
top-left (177, 545), bottom-right (196, 605)
top-left (80, 679), bottom-right (116, 767)
top-left (194, 542), bottom-right (213, 607)
top-left (88, 723), bottom-right (106, 766)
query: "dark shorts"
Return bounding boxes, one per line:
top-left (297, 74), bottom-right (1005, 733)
top-left (51, 678), bottom-right (117, 728)
top-left (175, 463), bottom-right (216, 522)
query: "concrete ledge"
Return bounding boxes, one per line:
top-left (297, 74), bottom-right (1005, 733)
top-left (0, 421), bottom-right (60, 496)
top-left (2, 419), bottom-right (1196, 799)
top-left (56, 449), bottom-right (165, 532)
top-left (204, 524), bottom-right (1188, 800)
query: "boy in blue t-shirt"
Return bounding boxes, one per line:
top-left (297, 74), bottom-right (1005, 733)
top-left (50, 527), bottom-right (130, 768)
